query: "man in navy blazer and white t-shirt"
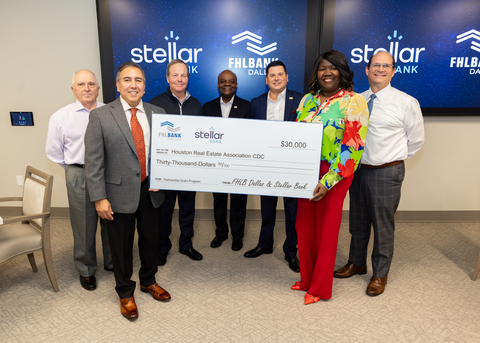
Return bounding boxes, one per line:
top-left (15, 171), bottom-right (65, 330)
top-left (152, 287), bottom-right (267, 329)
top-left (244, 61), bottom-right (303, 273)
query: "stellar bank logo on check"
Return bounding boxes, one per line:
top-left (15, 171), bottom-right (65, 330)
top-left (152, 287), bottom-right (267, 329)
top-left (195, 126), bottom-right (224, 144)
top-left (159, 121), bottom-right (182, 140)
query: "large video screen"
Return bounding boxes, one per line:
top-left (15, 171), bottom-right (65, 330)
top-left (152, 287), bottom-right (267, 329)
top-left (96, 0), bottom-right (318, 105)
top-left (327, 0), bottom-right (480, 115)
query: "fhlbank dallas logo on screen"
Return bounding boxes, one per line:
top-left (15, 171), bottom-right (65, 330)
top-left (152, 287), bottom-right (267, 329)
top-left (228, 31), bottom-right (279, 75)
top-left (130, 31), bottom-right (203, 74)
top-left (158, 121), bottom-right (182, 140)
top-left (451, 29), bottom-right (480, 74)
top-left (350, 30), bottom-right (425, 74)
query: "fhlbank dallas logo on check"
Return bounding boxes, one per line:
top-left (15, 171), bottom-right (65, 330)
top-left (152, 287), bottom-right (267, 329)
top-left (158, 121), bottom-right (181, 140)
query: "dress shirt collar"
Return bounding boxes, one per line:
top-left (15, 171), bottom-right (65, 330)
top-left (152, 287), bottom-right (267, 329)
top-left (119, 96), bottom-right (145, 114)
top-left (267, 88), bottom-right (286, 103)
top-left (172, 90), bottom-right (191, 105)
top-left (365, 83), bottom-right (392, 103)
top-left (220, 94), bottom-right (235, 105)
top-left (73, 99), bottom-right (103, 113)
top-left (220, 94), bottom-right (235, 118)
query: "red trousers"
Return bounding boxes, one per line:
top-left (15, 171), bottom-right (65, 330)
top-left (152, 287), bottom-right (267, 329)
top-left (296, 161), bottom-right (353, 300)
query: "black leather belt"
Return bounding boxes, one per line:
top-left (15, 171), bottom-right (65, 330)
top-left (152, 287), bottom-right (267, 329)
top-left (361, 160), bottom-right (403, 169)
top-left (69, 164), bottom-right (85, 168)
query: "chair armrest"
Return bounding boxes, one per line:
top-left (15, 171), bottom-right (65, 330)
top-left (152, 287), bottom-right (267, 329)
top-left (0, 197), bottom-right (23, 203)
top-left (0, 212), bottom-right (50, 225)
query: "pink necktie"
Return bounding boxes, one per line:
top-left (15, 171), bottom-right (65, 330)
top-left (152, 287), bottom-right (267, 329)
top-left (130, 108), bottom-right (146, 182)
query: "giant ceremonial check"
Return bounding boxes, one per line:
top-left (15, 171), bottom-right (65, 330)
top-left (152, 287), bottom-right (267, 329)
top-left (150, 114), bottom-right (323, 199)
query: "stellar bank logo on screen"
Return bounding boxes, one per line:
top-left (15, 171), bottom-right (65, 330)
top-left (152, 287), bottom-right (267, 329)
top-left (350, 30), bottom-right (426, 74)
top-left (450, 29), bottom-right (480, 74)
top-left (130, 31), bottom-right (203, 74)
top-left (228, 30), bottom-right (279, 75)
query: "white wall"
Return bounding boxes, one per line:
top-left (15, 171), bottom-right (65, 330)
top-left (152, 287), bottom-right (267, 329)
top-left (1, 0), bottom-right (479, 212)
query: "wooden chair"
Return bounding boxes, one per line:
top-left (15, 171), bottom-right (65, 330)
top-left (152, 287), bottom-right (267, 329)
top-left (0, 166), bottom-right (59, 291)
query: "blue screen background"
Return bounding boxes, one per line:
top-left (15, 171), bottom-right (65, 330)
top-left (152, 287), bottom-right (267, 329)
top-left (108, 0), bottom-right (309, 104)
top-left (332, 0), bottom-right (480, 109)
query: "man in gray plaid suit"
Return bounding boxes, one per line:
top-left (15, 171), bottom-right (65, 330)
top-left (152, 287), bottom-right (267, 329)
top-left (333, 51), bottom-right (425, 296)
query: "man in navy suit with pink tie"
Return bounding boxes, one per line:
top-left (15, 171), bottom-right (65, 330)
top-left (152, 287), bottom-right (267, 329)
top-left (244, 61), bottom-right (303, 273)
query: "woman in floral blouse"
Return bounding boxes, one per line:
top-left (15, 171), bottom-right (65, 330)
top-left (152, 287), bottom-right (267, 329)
top-left (292, 50), bottom-right (369, 304)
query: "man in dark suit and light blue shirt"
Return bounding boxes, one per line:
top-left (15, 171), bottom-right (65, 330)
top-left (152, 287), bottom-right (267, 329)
top-left (85, 62), bottom-right (171, 321)
top-left (244, 61), bottom-right (302, 273)
top-left (202, 70), bottom-right (251, 251)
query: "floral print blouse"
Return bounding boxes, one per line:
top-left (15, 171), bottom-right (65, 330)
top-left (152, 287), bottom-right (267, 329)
top-left (296, 89), bottom-right (369, 190)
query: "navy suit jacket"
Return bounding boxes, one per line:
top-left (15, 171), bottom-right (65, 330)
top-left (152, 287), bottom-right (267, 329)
top-left (202, 95), bottom-right (251, 119)
top-left (250, 89), bottom-right (303, 122)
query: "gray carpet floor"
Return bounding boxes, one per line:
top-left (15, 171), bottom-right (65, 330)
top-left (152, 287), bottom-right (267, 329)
top-left (1, 218), bottom-right (480, 342)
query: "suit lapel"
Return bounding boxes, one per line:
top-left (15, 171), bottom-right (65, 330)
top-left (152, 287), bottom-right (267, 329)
top-left (283, 90), bottom-right (296, 121)
top-left (144, 103), bottom-right (153, 126)
top-left (229, 96), bottom-right (240, 118)
top-left (110, 98), bottom-right (137, 155)
top-left (213, 97), bottom-right (223, 117)
top-left (260, 93), bottom-right (268, 120)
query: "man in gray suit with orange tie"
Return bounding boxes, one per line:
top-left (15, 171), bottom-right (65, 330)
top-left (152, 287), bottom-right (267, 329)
top-left (85, 62), bottom-right (170, 321)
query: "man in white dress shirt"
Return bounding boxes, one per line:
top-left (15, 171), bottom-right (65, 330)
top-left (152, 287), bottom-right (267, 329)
top-left (46, 70), bottom-right (112, 291)
top-left (334, 51), bottom-right (425, 296)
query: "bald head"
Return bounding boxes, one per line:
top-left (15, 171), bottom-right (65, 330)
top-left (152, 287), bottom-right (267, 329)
top-left (217, 70), bottom-right (237, 102)
top-left (366, 52), bottom-right (396, 93)
top-left (71, 70), bottom-right (100, 110)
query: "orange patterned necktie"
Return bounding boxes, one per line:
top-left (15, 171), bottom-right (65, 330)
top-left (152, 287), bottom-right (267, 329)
top-left (130, 108), bottom-right (146, 182)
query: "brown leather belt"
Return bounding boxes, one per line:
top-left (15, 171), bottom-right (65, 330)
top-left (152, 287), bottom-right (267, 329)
top-left (361, 160), bottom-right (403, 169)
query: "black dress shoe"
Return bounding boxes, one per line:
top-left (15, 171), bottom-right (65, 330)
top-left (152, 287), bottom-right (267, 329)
top-left (179, 247), bottom-right (203, 261)
top-left (285, 256), bottom-right (300, 273)
top-left (104, 266), bottom-right (114, 272)
top-left (231, 237), bottom-right (243, 251)
top-left (244, 246), bottom-right (273, 258)
top-left (158, 252), bottom-right (168, 266)
top-left (80, 275), bottom-right (97, 291)
top-left (210, 236), bottom-right (227, 248)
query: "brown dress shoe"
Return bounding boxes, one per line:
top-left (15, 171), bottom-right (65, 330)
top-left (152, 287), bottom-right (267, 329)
top-left (366, 276), bottom-right (388, 296)
top-left (140, 283), bottom-right (171, 301)
top-left (120, 297), bottom-right (138, 320)
top-left (334, 262), bottom-right (367, 278)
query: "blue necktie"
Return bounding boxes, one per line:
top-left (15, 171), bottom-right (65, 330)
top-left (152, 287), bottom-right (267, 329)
top-left (367, 94), bottom-right (376, 116)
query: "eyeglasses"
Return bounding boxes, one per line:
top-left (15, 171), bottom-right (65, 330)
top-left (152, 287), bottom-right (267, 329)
top-left (370, 63), bottom-right (394, 70)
